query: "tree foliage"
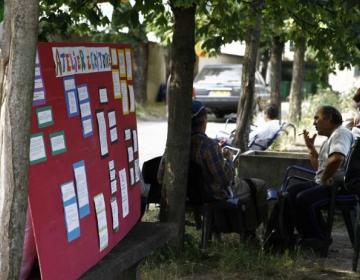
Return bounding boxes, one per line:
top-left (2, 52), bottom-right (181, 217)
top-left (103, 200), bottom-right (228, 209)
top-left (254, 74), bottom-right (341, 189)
top-left (38, 0), bottom-right (109, 40)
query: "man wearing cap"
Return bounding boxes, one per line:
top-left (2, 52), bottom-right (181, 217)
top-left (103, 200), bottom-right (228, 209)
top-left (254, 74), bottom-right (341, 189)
top-left (189, 100), bottom-right (235, 200)
top-left (159, 100), bottom-right (265, 200)
top-left (157, 101), bottom-right (267, 235)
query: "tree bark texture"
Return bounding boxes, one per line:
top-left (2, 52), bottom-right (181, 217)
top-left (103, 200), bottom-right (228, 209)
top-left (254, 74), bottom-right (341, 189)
top-left (0, 0), bottom-right (39, 279)
top-left (269, 36), bottom-right (284, 120)
top-left (288, 38), bottom-right (306, 124)
top-left (132, 42), bottom-right (148, 105)
top-left (159, 2), bottom-right (196, 248)
top-left (234, 0), bottom-right (263, 152)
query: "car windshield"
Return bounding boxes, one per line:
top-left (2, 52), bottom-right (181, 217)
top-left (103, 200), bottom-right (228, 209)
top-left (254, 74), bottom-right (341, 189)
top-left (194, 66), bottom-right (241, 84)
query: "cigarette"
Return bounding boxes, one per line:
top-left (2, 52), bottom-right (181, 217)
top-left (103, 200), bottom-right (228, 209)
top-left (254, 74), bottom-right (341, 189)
top-left (298, 133), bottom-right (304, 136)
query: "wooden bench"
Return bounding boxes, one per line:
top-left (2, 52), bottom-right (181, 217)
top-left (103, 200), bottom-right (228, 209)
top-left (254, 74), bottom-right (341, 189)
top-left (81, 222), bottom-right (177, 280)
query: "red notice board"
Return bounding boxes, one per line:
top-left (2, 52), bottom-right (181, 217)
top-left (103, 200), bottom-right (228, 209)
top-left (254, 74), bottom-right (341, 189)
top-left (28, 42), bottom-right (141, 280)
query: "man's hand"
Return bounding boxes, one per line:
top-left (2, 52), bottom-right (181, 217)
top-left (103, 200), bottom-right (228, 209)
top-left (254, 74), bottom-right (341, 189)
top-left (222, 148), bottom-right (233, 161)
top-left (303, 129), bottom-right (317, 151)
top-left (320, 153), bottom-right (345, 187)
top-left (303, 129), bottom-right (319, 170)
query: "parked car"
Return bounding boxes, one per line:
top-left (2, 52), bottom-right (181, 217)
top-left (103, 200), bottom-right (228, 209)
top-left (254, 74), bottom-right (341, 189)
top-left (193, 64), bottom-right (270, 118)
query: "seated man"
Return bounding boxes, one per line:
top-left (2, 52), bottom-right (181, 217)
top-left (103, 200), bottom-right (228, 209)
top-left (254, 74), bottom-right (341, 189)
top-left (248, 104), bottom-right (281, 150)
top-left (158, 101), bottom-right (268, 235)
top-left (285, 106), bottom-right (353, 250)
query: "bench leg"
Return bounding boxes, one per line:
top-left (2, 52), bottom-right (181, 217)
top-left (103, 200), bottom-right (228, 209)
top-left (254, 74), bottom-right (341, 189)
top-left (342, 209), bottom-right (355, 246)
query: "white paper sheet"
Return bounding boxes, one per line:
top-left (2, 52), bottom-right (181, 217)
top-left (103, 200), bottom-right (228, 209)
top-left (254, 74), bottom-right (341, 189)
top-left (94, 193), bottom-right (106, 212)
top-left (61, 181), bottom-right (76, 202)
top-left (108, 111), bottom-right (116, 128)
top-left (128, 84), bottom-right (135, 112)
top-left (121, 80), bottom-right (129, 114)
top-left (130, 167), bottom-right (135, 185)
top-left (111, 48), bottom-right (118, 66)
top-left (35, 51), bottom-right (39, 64)
top-left (110, 197), bottom-right (119, 230)
top-left (77, 85), bottom-right (89, 102)
top-left (35, 66), bottom-right (41, 77)
top-left (124, 129), bottom-right (131, 141)
top-left (110, 179), bottom-right (117, 194)
top-left (64, 203), bottom-right (80, 232)
top-left (64, 78), bottom-right (76, 91)
top-left (98, 227), bottom-right (108, 251)
top-left (96, 111), bottom-right (109, 156)
top-left (67, 90), bottom-right (78, 115)
top-left (37, 108), bottom-right (53, 126)
top-left (33, 90), bottom-right (45, 102)
top-left (73, 162), bottom-right (90, 209)
top-left (127, 146), bottom-right (134, 162)
top-left (125, 48), bottom-right (133, 80)
top-left (82, 118), bottom-right (93, 136)
top-left (112, 70), bottom-right (121, 99)
top-left (134, 159), bottom-right (140, 182)
top-left (99, 88), bottom-right (108, 104)
top-left (118, 49), bottom-right (126, 78)
top-left (34, 78), bottom-right (44, 89)
top-left (93, 194), bottom-right (108, 251)
top-left (132, 130), bottom-right (138, 152)
top-left (29, 134), bottom-right (46, 162)
top-left (110, 127), bottom-right (118, 143)
top-left (119, 168), bottom-right (129, 217)
top-left (109, 169), bottom-right (116, 181)
top-left (108, 160), bottom-right (114, 171)
top-left (80, 102), bottom-right (91, 118)
top-left (50, 133), bottom-right (66, 153)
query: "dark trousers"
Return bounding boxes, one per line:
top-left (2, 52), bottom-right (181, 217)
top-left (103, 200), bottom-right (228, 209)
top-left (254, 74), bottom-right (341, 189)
top-left (286, 181), bottom-right (331, 240)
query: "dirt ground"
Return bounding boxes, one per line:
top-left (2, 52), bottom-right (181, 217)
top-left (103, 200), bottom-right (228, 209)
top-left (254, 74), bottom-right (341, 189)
top-left (319, 227), bottom-right (359, 279)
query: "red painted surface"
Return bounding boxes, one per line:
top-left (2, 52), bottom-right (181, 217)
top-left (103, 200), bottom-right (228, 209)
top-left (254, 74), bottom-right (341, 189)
top-left (28, 42), bottom-right (140, 280)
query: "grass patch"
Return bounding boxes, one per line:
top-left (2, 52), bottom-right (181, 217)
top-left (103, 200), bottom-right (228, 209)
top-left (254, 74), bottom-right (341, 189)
top-left (140, 209), bottom-right (359, 280)
top-left (140, 227), bottom-right (329, 280)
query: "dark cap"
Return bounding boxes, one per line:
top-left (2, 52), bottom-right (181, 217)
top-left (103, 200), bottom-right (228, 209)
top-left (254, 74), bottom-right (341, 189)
top-left (191, 100), bottom-right (206, 118)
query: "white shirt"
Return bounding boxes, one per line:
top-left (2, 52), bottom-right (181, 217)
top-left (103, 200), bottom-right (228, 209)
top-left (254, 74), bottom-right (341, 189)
top-left (315, 126), bottom-right (354, 184)
top-left (249, 119), bottom-right (281, 150)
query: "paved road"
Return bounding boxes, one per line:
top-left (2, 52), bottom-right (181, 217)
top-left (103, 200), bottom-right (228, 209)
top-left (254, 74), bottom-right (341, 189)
top-left (136, 116), bottom-right (236, 168)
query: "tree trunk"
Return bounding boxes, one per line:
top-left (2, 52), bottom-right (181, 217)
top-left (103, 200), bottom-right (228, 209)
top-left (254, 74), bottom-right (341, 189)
top-left (132, 42), bottom-right (148, 105)
top-left (159, 2), bottom-right (196, 249)
top-left (269, 35), bottom-right (284, 120)
top-left (288, 38), bottom-right (306, 124)
top-left (234, 0), bottom-right (263, 152)
top-left (0, 0), bottom-right (39, 279)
